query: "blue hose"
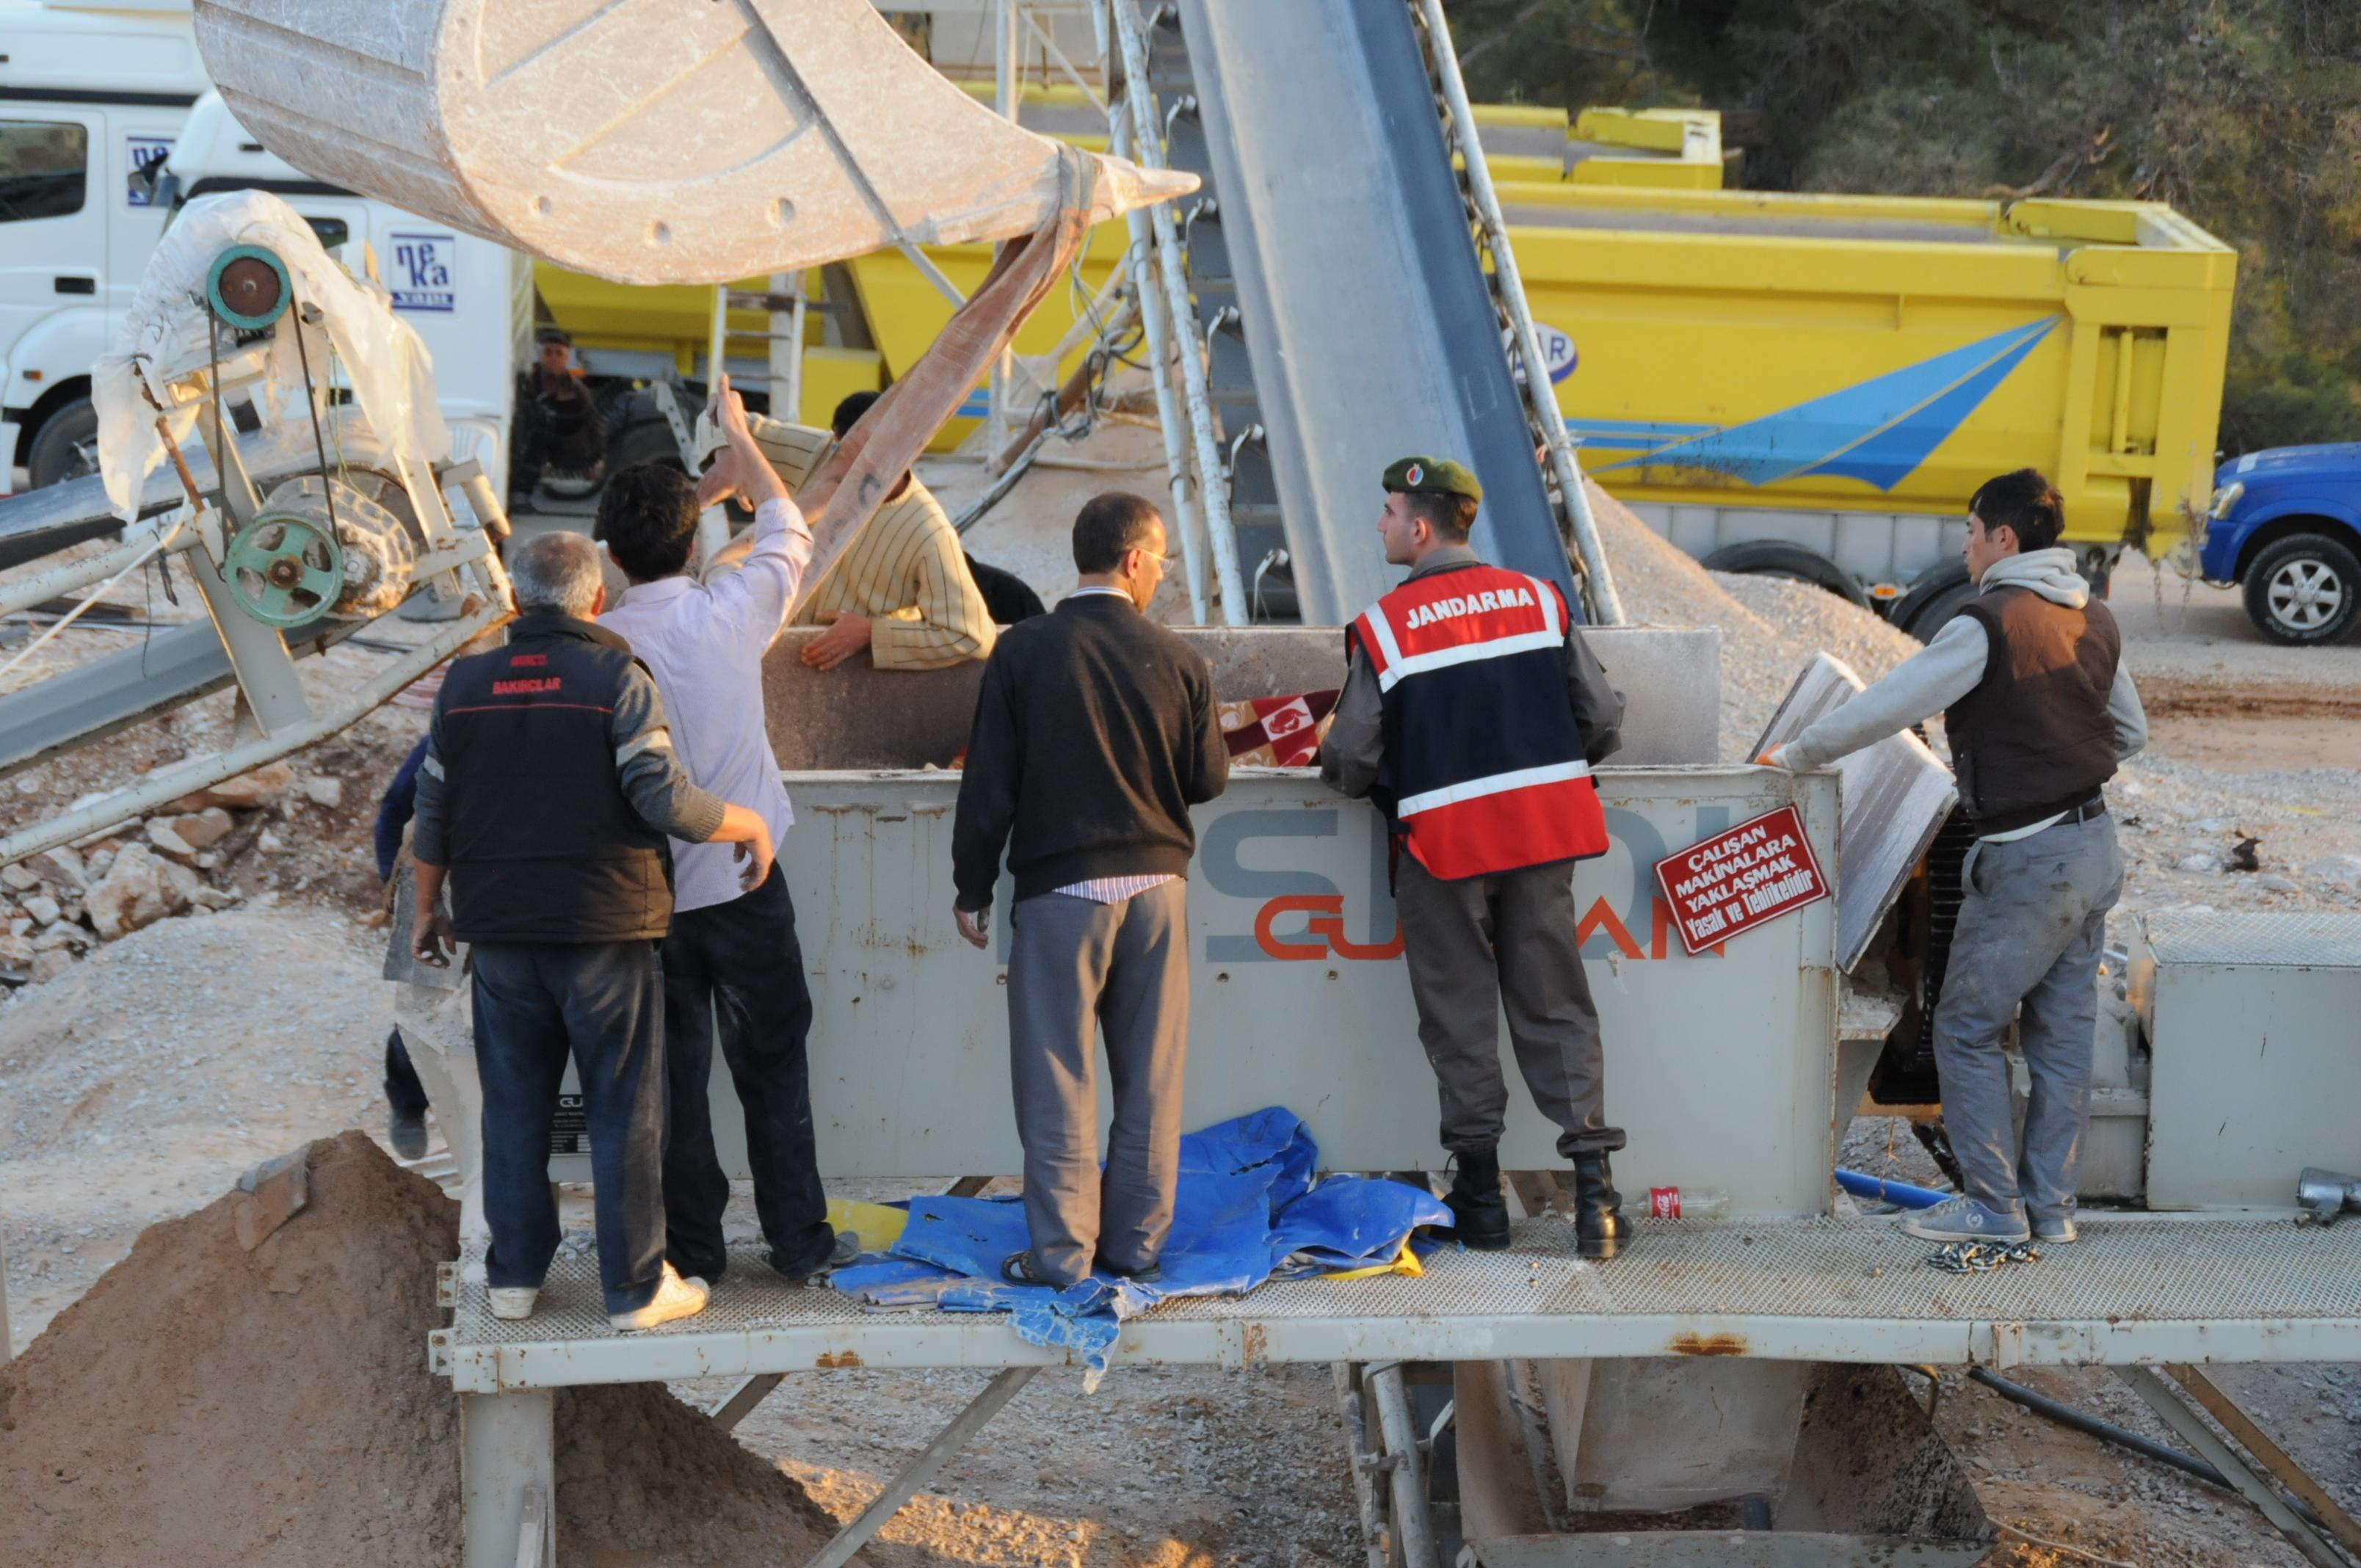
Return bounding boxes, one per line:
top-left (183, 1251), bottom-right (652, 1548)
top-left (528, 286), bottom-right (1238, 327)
top-left (1835, 1168), bottom-right (1949, 1210)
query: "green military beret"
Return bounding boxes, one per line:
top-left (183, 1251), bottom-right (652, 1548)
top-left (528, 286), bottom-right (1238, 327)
top-left (1382, 455), bottom-right (1482, 505)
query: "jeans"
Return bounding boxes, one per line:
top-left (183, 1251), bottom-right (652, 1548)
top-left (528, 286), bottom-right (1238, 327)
top-left (660, 865), bottom-right (835, 1282)
top-left (1932, 813), bottom-right (2124, 1222)
top-left (471, 940), bottom-right (668, 1315)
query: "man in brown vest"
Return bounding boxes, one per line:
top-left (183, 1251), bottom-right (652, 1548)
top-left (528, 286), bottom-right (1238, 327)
top-left (1761, 470), bottom-right (2146, 1248)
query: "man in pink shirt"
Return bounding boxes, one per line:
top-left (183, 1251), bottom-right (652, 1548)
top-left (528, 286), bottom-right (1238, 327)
top-left (596, 379), bottom-right (853, 1286)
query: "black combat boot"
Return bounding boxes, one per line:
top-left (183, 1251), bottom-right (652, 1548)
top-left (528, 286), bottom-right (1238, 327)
top-left (1571, 1153), bottom-right (1631, 1260)
top-left (1440, 1147), bottom-right (1512, 1250)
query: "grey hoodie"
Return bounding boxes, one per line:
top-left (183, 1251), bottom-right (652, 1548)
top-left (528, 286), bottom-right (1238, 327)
top-left (1780, 546), bottom-right (2146, 773)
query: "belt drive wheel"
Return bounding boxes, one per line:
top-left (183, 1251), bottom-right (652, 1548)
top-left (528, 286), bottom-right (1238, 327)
top-left (206, 244), bottom-right (292, 332)
top-left (225, 510), bottom-right (346, 628)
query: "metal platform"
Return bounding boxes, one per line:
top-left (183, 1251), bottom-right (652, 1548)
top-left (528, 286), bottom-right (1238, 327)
top-left (432, 1214), bottom-right (2361, 1393)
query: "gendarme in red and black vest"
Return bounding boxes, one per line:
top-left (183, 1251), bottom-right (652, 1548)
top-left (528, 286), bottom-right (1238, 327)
top-left (1348, 563), bottom-right (1608, 880)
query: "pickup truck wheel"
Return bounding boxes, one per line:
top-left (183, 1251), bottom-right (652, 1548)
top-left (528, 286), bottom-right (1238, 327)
top-left (2243, 531), bottom-right (2360, 645)
top-left (26, 397), bottom-right (100, 488)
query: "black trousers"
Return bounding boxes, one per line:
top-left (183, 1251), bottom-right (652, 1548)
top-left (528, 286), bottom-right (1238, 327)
top-left (384, 1029), bottom-right (429, 1119)
top-left (661, 864), bottom-right (834, 1282)
top-left (471, 940), bottom-right (668, 1315)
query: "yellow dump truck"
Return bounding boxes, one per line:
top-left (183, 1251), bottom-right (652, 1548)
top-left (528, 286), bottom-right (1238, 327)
top-left (1504, 185), bottom-right (2237, 631)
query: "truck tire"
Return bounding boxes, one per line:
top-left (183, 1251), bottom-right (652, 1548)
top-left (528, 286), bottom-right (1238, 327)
top-left (2242, 530), bottom-right (2361, 645)
top-left (1700, 540), bottom-right (1873, 611)
top-left (26, 397), bottom-right (99, 488)
top-left (1892, 561), bottom-right (1975, 642)
top-left (604, 418), bottom-right (689, 476)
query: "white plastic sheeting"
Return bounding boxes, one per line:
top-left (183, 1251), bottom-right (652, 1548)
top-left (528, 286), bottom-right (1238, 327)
top-left (93, 190), bottom-right (448, 524)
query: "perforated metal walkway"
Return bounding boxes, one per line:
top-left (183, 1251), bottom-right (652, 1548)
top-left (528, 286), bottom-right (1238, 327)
top-left (429, 1214), bottom-right (2361, 1391)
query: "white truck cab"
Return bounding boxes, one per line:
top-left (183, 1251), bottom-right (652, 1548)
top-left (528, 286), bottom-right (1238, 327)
top-left (1, 2), bottom-right (519, 493)
top-left (0, 0), bottom-right (203, 488)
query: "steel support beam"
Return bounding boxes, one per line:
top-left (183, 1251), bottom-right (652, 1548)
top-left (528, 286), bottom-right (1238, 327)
top-left (803, 1365), bottom-right (1040, 1568)
top-left (1367, 1361), bottom-right (1443, 1568)
top-left (2167, 1363), bottom-right (2361, 1558)
top-left (2119, 1365), bottom-right (2346, 1568)
top-left (463, 1390), bottom-right (554, 1568)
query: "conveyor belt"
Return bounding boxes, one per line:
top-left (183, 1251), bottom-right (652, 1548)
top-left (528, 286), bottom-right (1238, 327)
top-left (432, 1214), bottom-right (2361, 1392)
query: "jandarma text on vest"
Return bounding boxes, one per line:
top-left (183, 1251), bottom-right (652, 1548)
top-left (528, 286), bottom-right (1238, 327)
top-left (1399, 585), bottom-right (1539, 630)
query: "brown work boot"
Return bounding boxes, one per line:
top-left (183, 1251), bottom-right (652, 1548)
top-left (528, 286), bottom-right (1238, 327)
top-left (1571, 1153), bottom-right (1631, 1261)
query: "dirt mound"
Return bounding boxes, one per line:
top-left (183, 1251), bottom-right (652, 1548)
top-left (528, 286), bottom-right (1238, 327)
top-left (0, 1130), bottom-right (865, 1567)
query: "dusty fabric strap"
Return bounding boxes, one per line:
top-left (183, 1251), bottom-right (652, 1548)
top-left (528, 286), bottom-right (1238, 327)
top-left (788, 150), bottom-right (1100, 622)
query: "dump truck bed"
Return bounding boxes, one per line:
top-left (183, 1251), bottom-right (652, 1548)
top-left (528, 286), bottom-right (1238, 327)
top-left (1506, 185), bottom-right (2237, 550)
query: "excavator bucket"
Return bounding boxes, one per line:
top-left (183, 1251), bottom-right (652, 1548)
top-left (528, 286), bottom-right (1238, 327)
top-left (189, 0), bottom-right (1197, 286)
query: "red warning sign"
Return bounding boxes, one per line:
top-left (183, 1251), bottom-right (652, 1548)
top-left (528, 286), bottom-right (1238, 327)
top-left (1653, 804), bottom-right (1829, 957)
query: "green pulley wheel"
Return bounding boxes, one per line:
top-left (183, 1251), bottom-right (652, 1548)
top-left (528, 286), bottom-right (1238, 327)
top-left (225, 511), bottom-right (344, 628)
top-left (206, 244), bottom-right (291, 331)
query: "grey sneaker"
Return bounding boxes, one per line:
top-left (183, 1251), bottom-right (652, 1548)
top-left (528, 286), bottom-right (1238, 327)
top-left (1901, 1196), bottom-right (2030, 1244)
top-left (2031, 1212), bottom-right (2078, 1244)
top-left (779, 1228), bottom-right (863, 1285)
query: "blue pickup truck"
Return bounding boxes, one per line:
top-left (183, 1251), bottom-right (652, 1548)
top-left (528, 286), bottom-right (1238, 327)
top-left (2202, 444), bottom-right (2361, 644)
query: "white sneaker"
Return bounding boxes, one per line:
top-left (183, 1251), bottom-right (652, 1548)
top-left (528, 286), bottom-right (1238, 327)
top-left (487, 1287), bottom-right (539, 1321)
top-left (609, 1264), bottom-right (710, 1333)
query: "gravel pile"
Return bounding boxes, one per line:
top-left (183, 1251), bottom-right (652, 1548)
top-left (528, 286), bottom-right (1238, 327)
top-left (1585, 482), bottom-right (1925, 755)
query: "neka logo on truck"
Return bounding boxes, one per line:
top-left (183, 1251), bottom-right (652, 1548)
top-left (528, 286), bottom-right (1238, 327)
top-left (390, 232), bottom-right (457, 313)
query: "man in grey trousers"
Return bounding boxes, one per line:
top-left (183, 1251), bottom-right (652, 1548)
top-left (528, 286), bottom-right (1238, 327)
top-left (1763, 469), bottom-right (2146, 1247)
top-left (950, 493), bottom-right (1229, 1288)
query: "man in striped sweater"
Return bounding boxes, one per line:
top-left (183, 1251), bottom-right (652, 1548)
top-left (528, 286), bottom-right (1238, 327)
top-left (741, 391), bottom-right (999, 672)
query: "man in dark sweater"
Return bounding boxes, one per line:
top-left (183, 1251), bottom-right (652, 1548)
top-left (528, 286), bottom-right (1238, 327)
top-left (951, 493), bottom-right (1229, 1288)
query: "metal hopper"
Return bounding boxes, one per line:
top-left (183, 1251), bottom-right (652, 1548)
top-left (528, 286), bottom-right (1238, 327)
top-left (189, 0), bottom-right (1195, 286)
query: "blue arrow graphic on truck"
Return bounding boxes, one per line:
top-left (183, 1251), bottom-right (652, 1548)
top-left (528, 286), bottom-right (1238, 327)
top-left (1590, 316), bottom-right (2059, 490)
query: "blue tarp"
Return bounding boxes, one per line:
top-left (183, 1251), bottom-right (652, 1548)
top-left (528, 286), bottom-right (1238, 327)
top-left (835, 1107), bottom-right (1448, 1384)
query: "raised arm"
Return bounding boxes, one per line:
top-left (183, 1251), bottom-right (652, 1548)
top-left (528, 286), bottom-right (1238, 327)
top-left (693, 374), bottom-right (815, 642)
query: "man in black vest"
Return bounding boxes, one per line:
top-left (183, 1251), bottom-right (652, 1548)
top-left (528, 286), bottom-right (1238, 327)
top-left (408, 530), bottom-right (778, 1332)
top-left (1763, 469), bottom-right (2147, 1247)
